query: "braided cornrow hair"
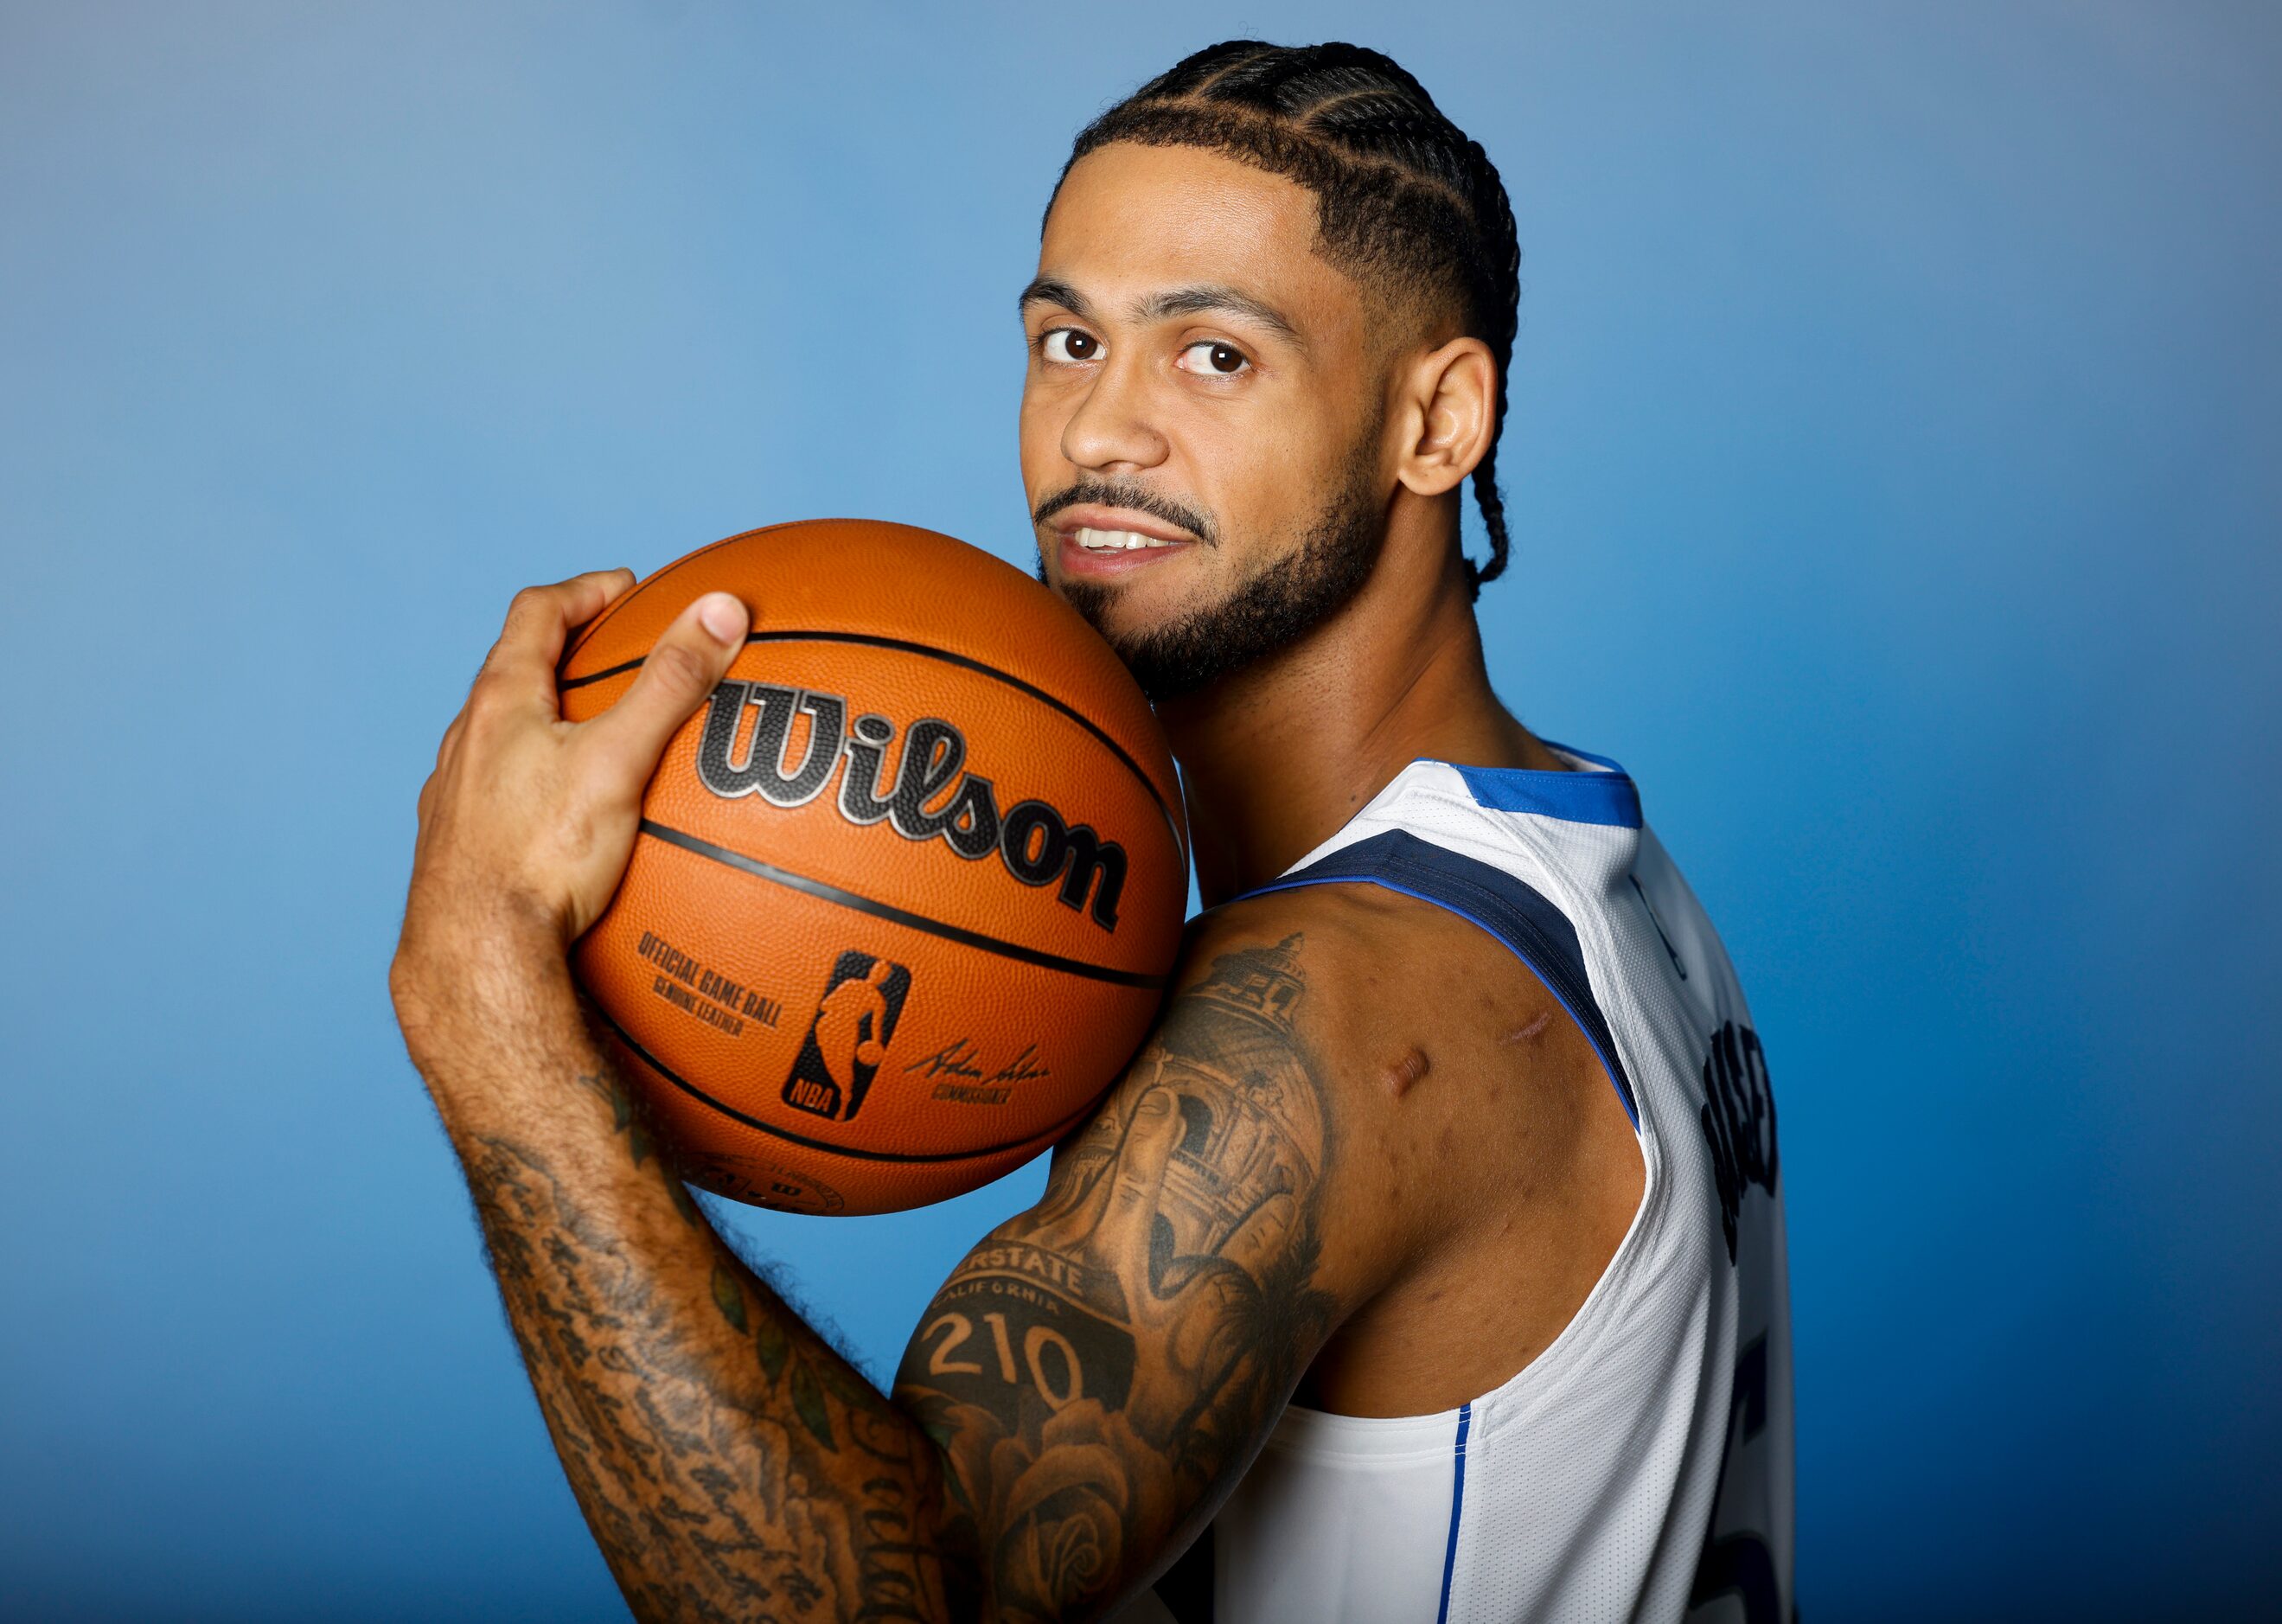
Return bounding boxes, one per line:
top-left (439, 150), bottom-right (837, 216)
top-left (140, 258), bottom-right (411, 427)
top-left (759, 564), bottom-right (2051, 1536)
top-left (1053, 41), bottom-right (1523, 598)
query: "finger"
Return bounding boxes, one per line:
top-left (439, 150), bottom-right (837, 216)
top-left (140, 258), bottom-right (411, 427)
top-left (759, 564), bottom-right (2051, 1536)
top-left (580, 591), bottom-right (749, 776)
top-left (1044, 1077), bottom-right (1158, 1237)
top-left (433, 711), bottom-right (464, 773)
top-left (1096, 1085), bottom-right (1186, 1263)
top-left (417, 709), bottom-right (467, 828)
top-left (475, 569), bottom-right (637, 699)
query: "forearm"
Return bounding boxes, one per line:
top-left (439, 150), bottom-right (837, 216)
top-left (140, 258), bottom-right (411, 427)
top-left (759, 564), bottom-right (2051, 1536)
top-left (400, 943), bottom-right (972, 1621)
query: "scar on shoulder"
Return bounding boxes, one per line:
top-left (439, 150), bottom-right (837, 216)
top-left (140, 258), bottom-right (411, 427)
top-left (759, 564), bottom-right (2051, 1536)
top-left (1378, 1045), bottom-right (1431, 1099)
top-left (1502, 1010), bottom-right (1552, 1045)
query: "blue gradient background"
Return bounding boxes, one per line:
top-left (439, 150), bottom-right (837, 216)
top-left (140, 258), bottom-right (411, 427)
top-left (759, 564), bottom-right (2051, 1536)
top-left (3, 3), bottom-right (2276, 1618)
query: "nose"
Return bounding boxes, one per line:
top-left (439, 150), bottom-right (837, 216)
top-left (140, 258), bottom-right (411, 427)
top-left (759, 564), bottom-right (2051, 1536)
top-left (1058, 353), bottom-right (1168, 475)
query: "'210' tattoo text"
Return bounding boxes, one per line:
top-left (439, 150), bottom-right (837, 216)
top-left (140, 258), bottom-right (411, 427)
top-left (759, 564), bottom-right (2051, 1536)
top-left (920, 1308), bottom-right (1087, 1411)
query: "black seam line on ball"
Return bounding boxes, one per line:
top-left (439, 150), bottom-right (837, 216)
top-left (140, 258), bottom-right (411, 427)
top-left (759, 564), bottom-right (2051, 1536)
top-left (637, 819), bottom-right (1171, 990)
top-left (565, 630), bottom-right (1183, 855)
top-left (587, 1001), bottom-right (1097, 1165)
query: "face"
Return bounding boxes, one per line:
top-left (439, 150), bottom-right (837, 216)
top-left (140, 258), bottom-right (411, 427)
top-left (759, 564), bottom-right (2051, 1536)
top-left (1022, 143), bottom-right (1396, 700)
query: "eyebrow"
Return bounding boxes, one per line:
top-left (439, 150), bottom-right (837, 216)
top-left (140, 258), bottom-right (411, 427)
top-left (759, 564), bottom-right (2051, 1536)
top-left (1139, 285), bottom-right (1307, 350)
top-left (1018, 277), bottom-right (1307, 353)
top-left (1019, 276), bottom-right (1096, 321)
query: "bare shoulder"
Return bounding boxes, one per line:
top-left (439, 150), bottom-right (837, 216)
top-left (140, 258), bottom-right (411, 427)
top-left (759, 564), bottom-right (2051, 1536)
top-left (1196, 880), bottom-right (1627, 1147)
top-left (1113, 885), bottom-right (1632, 1292)
top-left (1198, 882), bottom-right (1646, 1414)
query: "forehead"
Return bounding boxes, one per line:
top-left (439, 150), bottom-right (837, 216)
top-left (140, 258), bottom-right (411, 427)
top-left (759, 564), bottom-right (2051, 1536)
top-left (1039, 143), bottom-right (1368, 340)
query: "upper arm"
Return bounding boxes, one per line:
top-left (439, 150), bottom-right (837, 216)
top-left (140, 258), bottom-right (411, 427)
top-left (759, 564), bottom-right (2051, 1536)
top-left (891, 912), bottom-right (1376, 1621)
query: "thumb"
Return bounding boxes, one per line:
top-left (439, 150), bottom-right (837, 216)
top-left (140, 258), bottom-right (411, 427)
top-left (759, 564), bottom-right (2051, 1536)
top-left (582, 591), bottom-right (749, 776)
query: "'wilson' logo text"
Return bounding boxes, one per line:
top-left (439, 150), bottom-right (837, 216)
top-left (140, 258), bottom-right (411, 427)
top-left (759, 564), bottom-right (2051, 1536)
top-left (694, 679), bottom-right (1128, 932)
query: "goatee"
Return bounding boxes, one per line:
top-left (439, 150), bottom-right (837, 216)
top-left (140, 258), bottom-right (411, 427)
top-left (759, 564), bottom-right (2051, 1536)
top-left (1048, 448), bottom-right (1385, 703)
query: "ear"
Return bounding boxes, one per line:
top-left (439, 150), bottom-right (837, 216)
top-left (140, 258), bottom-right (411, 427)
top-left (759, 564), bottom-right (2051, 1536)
top-left (1392, 336), bottom-right (1497, 497)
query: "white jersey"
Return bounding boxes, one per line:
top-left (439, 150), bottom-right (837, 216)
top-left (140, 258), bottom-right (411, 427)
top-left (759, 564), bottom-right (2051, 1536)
top-left (1124, 747), bottom-right (1793, 1624)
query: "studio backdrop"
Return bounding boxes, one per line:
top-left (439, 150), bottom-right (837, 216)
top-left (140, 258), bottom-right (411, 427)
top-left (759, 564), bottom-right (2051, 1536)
top-left (2, 3), bottom-right (2276, 1619)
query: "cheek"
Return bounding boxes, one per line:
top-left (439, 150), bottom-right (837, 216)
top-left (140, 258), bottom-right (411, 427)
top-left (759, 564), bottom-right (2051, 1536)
top-left (1179, 407), bottom-right (1337, 544)
top-left (1017, 382), bottom-right (1069, 488)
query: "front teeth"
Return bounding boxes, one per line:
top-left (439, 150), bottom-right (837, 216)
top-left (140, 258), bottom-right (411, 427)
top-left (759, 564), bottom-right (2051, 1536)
top-left (1074, 527), bottom-right (1176, 553)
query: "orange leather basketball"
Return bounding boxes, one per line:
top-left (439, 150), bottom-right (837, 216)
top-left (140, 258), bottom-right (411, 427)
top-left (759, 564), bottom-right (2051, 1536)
top-left (559, 520), bottom-right (1187, 1215)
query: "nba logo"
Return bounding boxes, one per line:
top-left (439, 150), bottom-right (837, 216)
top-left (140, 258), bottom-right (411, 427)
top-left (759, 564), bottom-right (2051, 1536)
top-left (783, 951), bottom-right (913, 1122)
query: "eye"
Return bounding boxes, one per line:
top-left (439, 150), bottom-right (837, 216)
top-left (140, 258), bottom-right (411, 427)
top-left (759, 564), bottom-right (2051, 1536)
top-left (1040, 328), bottom-right (1102, 364)
top-left (1175, 340), bottom-right (1250, 376)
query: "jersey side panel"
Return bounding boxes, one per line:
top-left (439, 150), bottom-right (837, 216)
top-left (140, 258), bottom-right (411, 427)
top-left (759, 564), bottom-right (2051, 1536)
top-left (1211, 1410), bottom-right (1459, 1624)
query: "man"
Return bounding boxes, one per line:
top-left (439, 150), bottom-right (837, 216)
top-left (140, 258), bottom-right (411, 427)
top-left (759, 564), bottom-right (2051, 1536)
top-left (392, 40), bottom-right (1792, 1624)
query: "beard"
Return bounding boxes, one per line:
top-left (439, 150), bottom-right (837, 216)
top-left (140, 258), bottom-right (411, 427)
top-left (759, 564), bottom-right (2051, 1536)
top-left (1043, 443), bottom-right (1386, 703)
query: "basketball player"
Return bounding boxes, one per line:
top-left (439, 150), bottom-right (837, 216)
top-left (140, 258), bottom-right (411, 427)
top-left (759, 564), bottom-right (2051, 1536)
top-left (392, 42), bottom-right (1792, 1623)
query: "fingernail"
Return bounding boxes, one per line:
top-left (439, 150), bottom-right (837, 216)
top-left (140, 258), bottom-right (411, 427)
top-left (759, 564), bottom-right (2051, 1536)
top-left (697, 593), bottom-right (745, 645)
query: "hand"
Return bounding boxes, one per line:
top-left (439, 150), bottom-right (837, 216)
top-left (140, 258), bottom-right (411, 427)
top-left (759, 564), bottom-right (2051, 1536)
top-left (1026, 1084), bottom-right (1296, 1442)
top-left (390, 570), bottom-right (750, 1051)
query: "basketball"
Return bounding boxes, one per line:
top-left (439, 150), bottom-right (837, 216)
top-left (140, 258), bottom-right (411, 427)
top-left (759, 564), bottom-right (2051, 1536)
top-left (558, 519), bottom-right (1188, 1215)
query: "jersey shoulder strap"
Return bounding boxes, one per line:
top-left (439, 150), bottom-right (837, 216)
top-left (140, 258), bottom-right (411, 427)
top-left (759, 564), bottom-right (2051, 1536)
top-left (1240, 825), bottom-right (1639, 1129)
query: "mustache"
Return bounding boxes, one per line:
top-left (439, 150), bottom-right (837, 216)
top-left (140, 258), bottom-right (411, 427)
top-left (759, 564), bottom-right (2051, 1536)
top-left (1031, 479), bottom-right (1218, 547)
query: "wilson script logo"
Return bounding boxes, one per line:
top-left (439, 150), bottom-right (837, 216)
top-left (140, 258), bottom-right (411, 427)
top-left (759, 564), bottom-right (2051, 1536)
top-left (694, 679), bottom-right (1128, 931)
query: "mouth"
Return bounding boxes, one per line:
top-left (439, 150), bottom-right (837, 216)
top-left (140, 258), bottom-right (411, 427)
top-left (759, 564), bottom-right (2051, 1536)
top-left (1048, 504), bottom-right (1200, 579)
top-left (1069, 526), bottom-right (1184, 553)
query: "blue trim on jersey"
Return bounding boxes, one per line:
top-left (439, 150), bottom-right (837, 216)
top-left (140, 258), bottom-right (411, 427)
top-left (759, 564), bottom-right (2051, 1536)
top-left (1451, 749), bottom-right (1641, 829)
top-left (1540, 738), bottom-right (1627, 774)
top-left (1436, 1402), bottom-right (1473, 1624)
top-left (1242, 830), bottom-right (1641, 1129)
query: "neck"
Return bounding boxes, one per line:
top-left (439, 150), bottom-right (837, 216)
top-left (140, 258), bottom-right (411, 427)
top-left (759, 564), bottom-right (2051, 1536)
top-left (1159, 512), bottom-right (1564, 906)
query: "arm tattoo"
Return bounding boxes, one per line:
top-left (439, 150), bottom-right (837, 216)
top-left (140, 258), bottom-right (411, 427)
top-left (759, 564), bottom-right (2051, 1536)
top-left (452, 933), bottom-right (1334, 1622)
top-left (894, 934), bottom-right (1338, 1621)
top-left (463, 1067), bottom-right (974, 1621)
